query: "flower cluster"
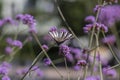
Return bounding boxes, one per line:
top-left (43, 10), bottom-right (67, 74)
top-left (102, 35), bottom-right (116, 45)
top-left (0, 62), bottom-right (11, 80)
top-left (59, 45), bottom-right (71, 57)
top-left (5, 37), bottom-right (23, 54)
top-left (16, 14), bottom-right (37, 33)
top-left (83, 23), bottom-right (108, 33)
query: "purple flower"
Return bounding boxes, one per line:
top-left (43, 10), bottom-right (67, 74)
top-left (94, 5), bottom-right (102, 13)
top-left (5, 47), bottom-right (13, 54)
top-left (83, 24), bottom-right (93, 33)
top-left (2, 76), bottom-right (11, 80)
top-left (98, 5), bottom-right (120, 27)
top-left (59, 45), bottom-right (71, 56)
top-left (1, 62), bottom-right (11, 68)
top-left (0, 67), bottom-right (8, 75)
top-left (3, 17), bottom-right (16, 25)
top-left (85, 15), bottom-right (95, 23)
top-left (85, 76), bottom-right (100, 80)
top-left (15, 14), bottom-right (24, 21)
top-left (12, 40), bottom-right (23, 49)
top-left (6, 38), bottom-right (13, 45)
top-left (65, 53), bottom-right (74, 62)
top-left (43, 58), bottom-right (51, 66)
top-left (22, 14), bottom-right (36, 27)
top-left (102, 35), bottom-right (116, 45)
top-left (36, 69), bottom-right (44, 77)
top-left (49, 27), bottom-right (72, 45)
top-left (73, 65), bottom-right (80, 71)
top-left (77, 59), bottom-right (87, 66)
top-left (71, 48), bottom-right (81, 60)
top-left (42, 44), bottom-right (49, 51)
top-left (83, 23), bottom-right (108, 33)
top-left (103, 67), bottom-right (117, 78)
top-left (0, 20), bottom-right (4, 27)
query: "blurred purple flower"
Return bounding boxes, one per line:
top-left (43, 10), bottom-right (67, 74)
top-left (73, 65), bottom-right (80, 71)
top-left (43, 58), bottom-right (51, 66)
top-left (5, 46), bottom-right (12, 54)
top-left (22, 14), bottom-right (36, 27)
top-left (65, 53), bottom-right (74, 62)
top-left (85, 76), bottom-right (100, 80)
top-left (1, 62), bottom-right (11, 68)
top-left (77, 59), bottom-right (87, 66)
top-left (3, 17), bottom-right (16, 25)
top-left (85, 15), bottom-right (95, 23)
top-left (42, 44), bottom-right (49, 51)
top-left (59, 45), bottom-right (71, 56)
top-left (94, 5), bottom-right (102, 13)
top-left (102, 35), bottom-right (116, 45)
top-left (6, 38), bottom-right (13, 45)
top-left (103, 67), bottom-right (117, 78)
top-left (12, 40), bottom-right (23, 49)
top-left (70, 48), bottom-right (81, 60)
top-left (36, 69), bottom-right (44, 77)
top-left (0, 20), bottom-right (4, 27)
top-left (0, 67), bottom-right (8, 75)
top-left (83, 23), bottom-right (108, 33)
top-left (98, 5), bottom-right (120, 27)
top-left (15, 14), bottom-right (24, 21)
top-left (2, 76), bottom-right (11, 80)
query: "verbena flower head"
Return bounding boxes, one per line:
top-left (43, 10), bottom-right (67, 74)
top-left (3, 17), bottom-right (16, 25)
top-left (43, 58), bottom-right (51, 66)
top-left (65, 53), bottom-right (74, 62)
top-left (6, 37), bottom-right (13, 45)
top-left (0, 67), bottom-right (8, 75)
top-left (85, 15), bottom-right (95, 23)
top-left (12, 40), bottom-right (23, 49)
top-left (15, 14), bottom-right (24, 21)
top-left (73, 65), bottom-right (80, 71)
top-left (102, 35), bottom-right (116, 45)
top-left (59, 45), bottom-right (71, 56)
top-left (85, 76), bottom-right (100, 80)
top-left (35, 69), bottom-right (44, 77)
top-left (98, 5), bottom-right (120, 27)
top-left (2, 76), bottom-right (11, 80)
top-left (5, 46), bottom-right (13, 54)
top-left (22, 14), bottom-right (36, 27)
top-left (49, 27), bottom-right (72, 45)
top-left (42, 44), bottom-right (49, 51)
top-left (77, 59), bottom-right (87, 66)
top-left (83, 23), bottom-right (108, 33)
top-left (103, 67), bottom-right (117, 78)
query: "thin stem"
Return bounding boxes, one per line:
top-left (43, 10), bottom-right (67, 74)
top-left (54, 0), bottom-right (83, 48)
top-left (20, 51), bottom-right (43, 80)
top-left (99, 61), bottom-right (103, 80)
top-left (64, 57), bottom-right (70, 80)
top-left (107, 64), bottom-right (120, 70)
top-left (82, 66), bottom-right (88, 80)
top-left (102, 31), bottom-right (120, 65)
top-left (32, 32), bottom-right (64, 79)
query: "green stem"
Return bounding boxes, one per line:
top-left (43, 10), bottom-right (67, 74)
top-left (99, 61), bottom-right (103, 80)
top-left (20, 51), bottom-right (43, 80)
top-left (32, 32), bottom-right (64, 79)
top-left (54, 0), bottom-right (83, 48)
top-left (82, 66), bottom-right (88, 80)
top-left (64, 57), bottom-right (70, 80)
